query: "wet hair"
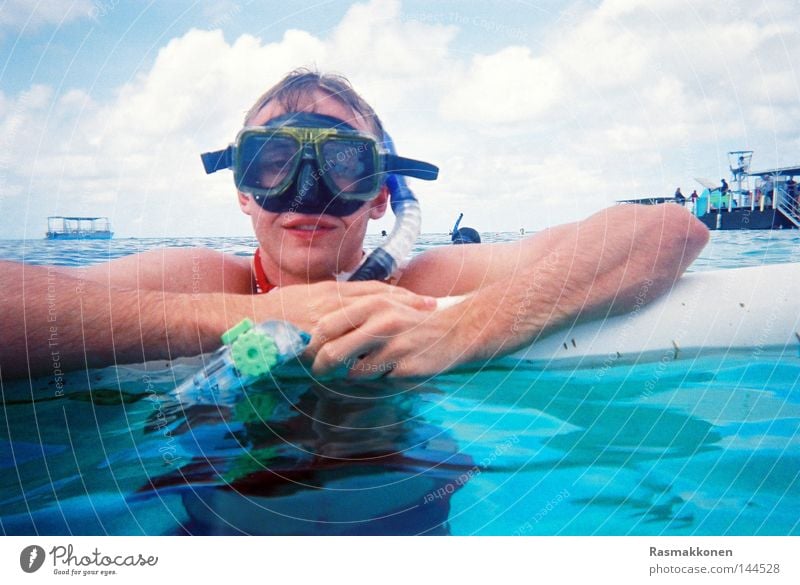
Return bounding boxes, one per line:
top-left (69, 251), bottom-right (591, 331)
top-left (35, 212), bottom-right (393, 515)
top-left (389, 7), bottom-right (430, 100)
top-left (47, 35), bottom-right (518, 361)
top-left (244, 68), bottom-right (385, 138)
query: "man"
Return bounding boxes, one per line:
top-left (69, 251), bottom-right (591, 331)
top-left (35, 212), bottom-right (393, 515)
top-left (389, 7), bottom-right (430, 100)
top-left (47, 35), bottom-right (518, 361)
top-left (450, 212), bottom-right (481, 244)
top-left (786, 176), bottom-right (797, 201)
top-left (0, 70), bottom-right (709, 381)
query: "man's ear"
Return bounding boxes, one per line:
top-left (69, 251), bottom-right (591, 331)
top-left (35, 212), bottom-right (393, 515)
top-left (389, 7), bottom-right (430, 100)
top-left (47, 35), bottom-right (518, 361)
top-left (238, 192), bottom-right (252, 215)
top-left (368, 186), bottom-right (389, 220)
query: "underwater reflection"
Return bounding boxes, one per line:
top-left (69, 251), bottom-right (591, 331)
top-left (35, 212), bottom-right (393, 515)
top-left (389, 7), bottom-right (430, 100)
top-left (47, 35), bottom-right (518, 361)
top-left (144, 377), bottom-right (475, 535)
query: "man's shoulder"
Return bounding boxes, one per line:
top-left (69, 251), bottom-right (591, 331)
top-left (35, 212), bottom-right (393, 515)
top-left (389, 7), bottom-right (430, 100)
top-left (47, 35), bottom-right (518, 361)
top-left (397, 242), bottom-right (507, 296)
top-left (134, 246), bottom-right (251, 272)
top-left (81, 246), bottom-right (254, 293)
top-left (154, 247), bottom-right (253, 293)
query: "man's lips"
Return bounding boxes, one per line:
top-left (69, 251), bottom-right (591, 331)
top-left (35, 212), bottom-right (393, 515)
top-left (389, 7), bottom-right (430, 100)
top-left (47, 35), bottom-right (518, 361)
top-left (281, 216), bottom-right (339, 235)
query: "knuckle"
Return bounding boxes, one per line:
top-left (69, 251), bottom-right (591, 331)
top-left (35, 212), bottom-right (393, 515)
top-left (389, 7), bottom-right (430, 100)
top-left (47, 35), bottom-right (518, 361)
top-left (316, 344), bottom-right (339, 366)
top-left (410, 296), bottom-right (429, 309)
top-left (314, 313), bottom-right (334, 334)
top-left (371, 296), bottom-right (393, 311)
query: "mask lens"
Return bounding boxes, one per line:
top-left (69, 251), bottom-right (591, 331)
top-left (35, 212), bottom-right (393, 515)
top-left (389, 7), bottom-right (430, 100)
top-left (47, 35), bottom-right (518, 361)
top-left (239, 134), bottom-right (300, 194)
top-left (321, 137), bottom-right (379, 197)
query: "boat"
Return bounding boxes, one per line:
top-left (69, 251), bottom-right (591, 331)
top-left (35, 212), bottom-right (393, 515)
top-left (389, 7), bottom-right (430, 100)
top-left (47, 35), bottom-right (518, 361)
top-left (45, 216), bottom-right (114, 240)
top-left (618, 151), bottom-right (800, 230)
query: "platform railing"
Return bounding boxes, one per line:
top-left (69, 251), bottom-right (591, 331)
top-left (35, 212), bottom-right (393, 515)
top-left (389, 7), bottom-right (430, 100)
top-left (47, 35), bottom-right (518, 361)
top-left (775, 190), bottom-right (800, 228)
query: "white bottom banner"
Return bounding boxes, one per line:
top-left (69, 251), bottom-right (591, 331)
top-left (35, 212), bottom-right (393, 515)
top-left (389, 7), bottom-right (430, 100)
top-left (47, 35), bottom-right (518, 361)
top-left (1, 536), bottom-right (796, 584)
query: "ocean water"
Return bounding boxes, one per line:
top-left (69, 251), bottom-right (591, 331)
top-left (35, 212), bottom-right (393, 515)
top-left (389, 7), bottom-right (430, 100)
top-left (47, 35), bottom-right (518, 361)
top-left (1, 231), bottom-right (798, 535)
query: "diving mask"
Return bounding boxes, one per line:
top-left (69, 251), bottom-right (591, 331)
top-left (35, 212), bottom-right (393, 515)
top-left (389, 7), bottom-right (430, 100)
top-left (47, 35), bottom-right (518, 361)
top-left (201, 112), bottom-right (438, 216)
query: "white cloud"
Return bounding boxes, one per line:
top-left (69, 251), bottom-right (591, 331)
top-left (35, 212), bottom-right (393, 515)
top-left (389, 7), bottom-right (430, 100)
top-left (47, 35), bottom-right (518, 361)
top-left (440, 47), bottom-right (564, 125)
top-left (0, 1), bottom-right (460, 237)
top-left (329, 0), bottom-right (453, 77)
top-left (549, 2), bottom-right (652, 91)
top-left (2, 0), bottom-right (800, 238)
top-left (0, 0), bottom-right (95, 30)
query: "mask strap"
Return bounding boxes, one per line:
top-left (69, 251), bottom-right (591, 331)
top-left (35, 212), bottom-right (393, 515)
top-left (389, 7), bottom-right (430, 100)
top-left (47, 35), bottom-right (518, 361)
top-left (384, 155), bottom-right (439, 181)
top-left (201, 146), bottom-right (233, 174)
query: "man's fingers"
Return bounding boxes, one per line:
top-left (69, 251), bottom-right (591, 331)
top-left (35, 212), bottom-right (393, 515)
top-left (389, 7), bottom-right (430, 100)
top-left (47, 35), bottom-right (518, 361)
top-left (305, 296), bottom-right (376, 369)
top-left (265, 282), bottom-right (435, 334)
top-left (294, 283), bottom-right (437, 375)
top-left (345, 346), bottom-right (403, 380)
top-left (310, 296), bottom-right (422, 376)
top-left (311, 327), bottom-right (381, 377)
top-left (321, 281), bottom-right (438, 310)
top-left (310, 295), bottom-right (428, 348)
top-left (311, 297), bottom-right (372, 347)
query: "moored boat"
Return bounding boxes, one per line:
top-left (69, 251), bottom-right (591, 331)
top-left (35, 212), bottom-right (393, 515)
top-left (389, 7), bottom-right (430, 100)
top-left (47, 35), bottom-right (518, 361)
top-left (618, 151), bottom-right (800, 230)
top-left (45, 216), bottom-right (114, 240)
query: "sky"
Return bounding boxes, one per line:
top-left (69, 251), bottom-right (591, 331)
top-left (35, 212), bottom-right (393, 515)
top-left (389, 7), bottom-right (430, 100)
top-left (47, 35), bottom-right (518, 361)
top-left (1, 0), bottom-right (799, 238)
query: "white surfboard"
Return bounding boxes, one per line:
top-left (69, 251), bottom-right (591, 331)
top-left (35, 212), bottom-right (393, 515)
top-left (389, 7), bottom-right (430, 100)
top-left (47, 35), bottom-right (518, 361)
top-left (439, 263), bottom-right (800, 368)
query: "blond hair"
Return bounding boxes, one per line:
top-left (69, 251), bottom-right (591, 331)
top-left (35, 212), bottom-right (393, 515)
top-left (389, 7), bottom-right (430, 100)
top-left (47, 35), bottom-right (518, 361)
top-left (244, 68), bottom-right (384, 138)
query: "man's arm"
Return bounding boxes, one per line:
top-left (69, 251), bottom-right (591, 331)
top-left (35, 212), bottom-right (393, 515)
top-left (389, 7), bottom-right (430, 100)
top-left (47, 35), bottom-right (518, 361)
top-left (312, 204), bottom-right (709, 377)
top-left (398, 204), bottom-right (708, 299)
top-left (55, 247), bottom-right (253, 293)
top-left (427, 204), bottom-right (710, 367)
top-left (0, 261), bottom-right (435, 380)
top-left (0, 261), bottom-right (233, 379)
top-left (0, 247), bottom-right (260, 379)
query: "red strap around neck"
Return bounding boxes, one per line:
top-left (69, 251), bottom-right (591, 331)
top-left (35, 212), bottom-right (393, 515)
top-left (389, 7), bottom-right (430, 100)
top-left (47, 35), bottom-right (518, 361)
top-left (252, 248), bottom-right (276, 294)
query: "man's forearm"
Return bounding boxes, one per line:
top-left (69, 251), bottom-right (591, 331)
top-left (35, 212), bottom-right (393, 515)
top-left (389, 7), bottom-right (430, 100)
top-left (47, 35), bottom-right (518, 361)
top-left (439, 251), bottom-right (580, 363)
top-left (445, 204), bottom-right (709, 363)
top-left (0, 262), bottom-right (241, 379)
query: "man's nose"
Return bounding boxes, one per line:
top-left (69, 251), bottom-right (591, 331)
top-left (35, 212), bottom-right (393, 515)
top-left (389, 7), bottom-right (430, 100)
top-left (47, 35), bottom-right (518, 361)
top-left (296, 159), bottom-right (322, 204)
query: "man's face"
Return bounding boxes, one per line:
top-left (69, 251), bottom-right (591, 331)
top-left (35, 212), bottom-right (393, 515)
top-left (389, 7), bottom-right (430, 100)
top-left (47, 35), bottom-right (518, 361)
top-left (239, 89), bottom-right (388, 284)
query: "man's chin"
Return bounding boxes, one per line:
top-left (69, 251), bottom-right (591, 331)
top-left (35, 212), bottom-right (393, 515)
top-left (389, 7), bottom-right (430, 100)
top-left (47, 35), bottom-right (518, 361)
top-left (274, 249), bottom-right (345, 280)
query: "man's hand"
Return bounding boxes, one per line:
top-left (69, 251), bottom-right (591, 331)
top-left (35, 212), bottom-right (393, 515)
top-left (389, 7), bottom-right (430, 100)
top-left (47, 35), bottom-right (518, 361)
top-left (250, 281), bottom-right (439, 378)
top-left (307, 291), bottom-right (456, 379)
top-left (255, 280), bottom-right (436, 334)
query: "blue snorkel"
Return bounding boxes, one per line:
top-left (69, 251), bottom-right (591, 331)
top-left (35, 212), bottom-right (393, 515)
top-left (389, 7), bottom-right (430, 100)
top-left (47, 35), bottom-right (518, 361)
top-left (348, 131), bottom-right (423, 282)
top-left (451, 213), bottom-right (464, 236)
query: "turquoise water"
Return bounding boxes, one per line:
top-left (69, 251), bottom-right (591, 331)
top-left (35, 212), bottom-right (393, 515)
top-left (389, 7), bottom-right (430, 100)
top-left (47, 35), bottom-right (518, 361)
top-left (1, 231), bottom-right (799, 535)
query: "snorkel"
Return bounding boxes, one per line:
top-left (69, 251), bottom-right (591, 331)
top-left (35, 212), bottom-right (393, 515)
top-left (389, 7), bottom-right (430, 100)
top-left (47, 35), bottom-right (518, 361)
top-left (347, 131), bottom-right (423, 282)
top-left (451, 213), bottom-right (464, 236)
